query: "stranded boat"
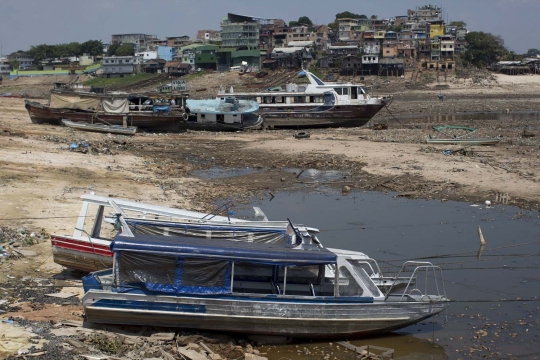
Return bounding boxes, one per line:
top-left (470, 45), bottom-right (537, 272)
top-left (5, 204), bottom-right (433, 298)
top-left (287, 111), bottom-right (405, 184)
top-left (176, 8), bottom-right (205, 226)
top-left (82, 229), bottom-right (449, 337)
top-left (185, 97), bottom-right (262, 130)
top-left (51, 194), bottom-right (315, 272)
top-left (52, 194), bottom-right (414, 293)
top-left (61, 119), bottom-right (137, 135)
top-left (25, 90), bottom-right (262, 132)
top-left (218, 70), bottom-right (392, 129)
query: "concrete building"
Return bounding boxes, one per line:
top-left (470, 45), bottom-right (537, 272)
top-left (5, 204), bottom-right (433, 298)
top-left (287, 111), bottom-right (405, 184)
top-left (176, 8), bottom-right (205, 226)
top-left (407, 6), bottom-right (442, 21)
top-left (196, 30), bottom-right (221, 42)
top-left (221, 13), bottom-right (261, 48)
top-left (430, 38), bottom-right (441, 61)
top-left (0, 58), bottom-right (10, 78)
top-left (313, 25), bottom-right (330, 49)
top-left (286, 26), bottom-right (311, 45)
top-left (218, 13), bottom-right (270, 70)
top-left (79, 54), bottom-right (94, 66)
top-left (327, 44), bottom-right (360, 56)
top-left (382, 41), bottom-right (399, 58)
top-left (180, 43), bottom-right (219, 70)
top-left (166, 36), bottom-right (191, 49)
top-left (428, 20), bottom-right (445, 39)
top-left (101, 56), bottom-right (135, 78)
top-left (135, 51), bottom-right (158, 64)
top-left (157, 46), bottom-right (176, 61)
top-left (111, 34), bottom-right (156, 52)
top-left (7, 51), bottom-right (34, 70)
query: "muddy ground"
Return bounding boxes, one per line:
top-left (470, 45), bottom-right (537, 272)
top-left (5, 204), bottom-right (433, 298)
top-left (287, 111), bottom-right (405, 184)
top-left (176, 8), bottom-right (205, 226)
top-left (0, 70), bottom-right (539, 359)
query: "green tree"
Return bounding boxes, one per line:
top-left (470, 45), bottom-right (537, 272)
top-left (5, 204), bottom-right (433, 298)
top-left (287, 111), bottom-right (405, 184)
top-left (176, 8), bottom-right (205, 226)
top-left (449, 21), bottom-right (467, 28)
top-left (328, 12), bottom-right (368, 31)
top-left (114, 43), bottom-right (135, 56)
top-left (27, 44), bottom-right (55, 64)
top-left (463, 31), bottom-right (508, 67)
top-left (526, 48), bottom-right (540, 57)
top-left (298, 16), bottom-right (313, 26)
top-left (387, 25), bottom-right (402, 32)
top-left (107, 43), bottom-right (121, 56)
top-left (370, 15), bottom-right (378, 19)
top-left (81, 40), bottom-right (104, 57)
top-left (8, 59), bottom-right (19, 74)
top-left (66, 42), bottom-right (82, 56)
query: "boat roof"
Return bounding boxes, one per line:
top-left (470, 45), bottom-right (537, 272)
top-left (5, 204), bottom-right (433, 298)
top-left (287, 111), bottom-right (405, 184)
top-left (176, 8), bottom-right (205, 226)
top-left (186, 99), bottom-right (259, 114)
top-left (111, 234), bottom-right (337, 266)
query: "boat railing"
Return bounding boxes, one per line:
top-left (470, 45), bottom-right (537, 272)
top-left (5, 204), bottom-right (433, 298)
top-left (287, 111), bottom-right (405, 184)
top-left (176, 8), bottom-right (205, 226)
top-left (384, 261), bottom-right (446, 301)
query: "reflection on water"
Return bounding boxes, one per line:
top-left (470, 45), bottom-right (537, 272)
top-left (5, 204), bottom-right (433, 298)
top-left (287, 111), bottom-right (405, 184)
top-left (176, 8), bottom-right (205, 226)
top-left (235, 190), bottom-right (540, 359)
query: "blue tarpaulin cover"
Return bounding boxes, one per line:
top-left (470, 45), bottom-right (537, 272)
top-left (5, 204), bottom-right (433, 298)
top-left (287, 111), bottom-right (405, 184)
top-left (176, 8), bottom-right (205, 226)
top-left (111, 234), bottom-right (336, 266)
top-left (153, 105), bottom-right (170, 112)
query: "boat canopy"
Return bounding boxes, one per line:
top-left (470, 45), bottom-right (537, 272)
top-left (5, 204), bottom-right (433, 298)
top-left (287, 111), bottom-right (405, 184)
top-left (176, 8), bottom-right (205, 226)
top-left (112, 234), bottom-right (337, 295)
top-left (111, 234), bottom-right (336, 266)
top-left (125, 219), bottom-right (289, 244)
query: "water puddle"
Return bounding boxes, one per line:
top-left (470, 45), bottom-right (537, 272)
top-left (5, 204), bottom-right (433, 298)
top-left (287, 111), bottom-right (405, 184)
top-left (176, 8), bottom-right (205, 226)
top-left (232, 190), bottom-right (540, 359)
top-left (192, 167), bottom-right (351, 182)
top-left (191, 167), bottom-right (262, 179)
top-left (385, 110), bottom-right (540, 124)
top-left (284, 168), bottom-right (351, 182)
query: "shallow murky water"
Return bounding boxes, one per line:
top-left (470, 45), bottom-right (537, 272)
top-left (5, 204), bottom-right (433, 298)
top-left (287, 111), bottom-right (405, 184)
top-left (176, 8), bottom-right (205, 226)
top-left (231, 190), bottom-right (540, 359)
top-left (191, 167), bottom-right (262, 179)
top-left (192, 167), bottom-right (350, 182)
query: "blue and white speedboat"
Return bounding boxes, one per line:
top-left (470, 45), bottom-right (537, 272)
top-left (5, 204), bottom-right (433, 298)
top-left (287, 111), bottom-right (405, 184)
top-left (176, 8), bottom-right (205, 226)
top-left (82, 224), bottom-right (449, 337)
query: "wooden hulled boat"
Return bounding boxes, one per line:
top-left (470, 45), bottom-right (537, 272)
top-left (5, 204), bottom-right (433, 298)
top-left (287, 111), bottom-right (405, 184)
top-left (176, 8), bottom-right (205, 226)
top-left (25, 90), bottom-right (262, 132)
top-left (61, 119), bottom-right (137, 135)
top-left (218, 70), bottom-right (393, 129)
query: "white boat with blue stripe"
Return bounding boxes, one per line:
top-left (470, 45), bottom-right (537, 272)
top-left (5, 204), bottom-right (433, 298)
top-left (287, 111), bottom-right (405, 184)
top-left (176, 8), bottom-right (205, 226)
top-left (82, 223), bottom-right (449, 337)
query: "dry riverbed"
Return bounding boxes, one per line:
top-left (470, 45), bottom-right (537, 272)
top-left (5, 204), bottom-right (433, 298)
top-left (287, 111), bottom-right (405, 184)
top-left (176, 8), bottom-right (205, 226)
top-left (0, 72), bottom-right (539, 359)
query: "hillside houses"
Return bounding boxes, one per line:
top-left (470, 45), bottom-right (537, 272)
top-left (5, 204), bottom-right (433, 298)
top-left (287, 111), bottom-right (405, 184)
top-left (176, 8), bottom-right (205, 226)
top-left (11, 5), bottom-right (472, 78)
top-left (102, 7), bottom-right (468, 76)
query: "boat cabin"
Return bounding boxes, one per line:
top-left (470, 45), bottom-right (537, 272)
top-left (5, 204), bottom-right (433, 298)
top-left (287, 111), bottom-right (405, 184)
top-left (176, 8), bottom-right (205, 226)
top-left (101, 234), bottom-right (385, 300)
top-left (218, 71), bottom-right (377, 107)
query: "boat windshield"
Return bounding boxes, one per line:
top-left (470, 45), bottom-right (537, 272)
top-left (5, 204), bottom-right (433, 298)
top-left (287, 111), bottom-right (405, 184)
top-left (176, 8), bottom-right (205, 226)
top-left (348, 260), bottom-right (382, 296)
top-left (338, 265), bottom-right (364, 296)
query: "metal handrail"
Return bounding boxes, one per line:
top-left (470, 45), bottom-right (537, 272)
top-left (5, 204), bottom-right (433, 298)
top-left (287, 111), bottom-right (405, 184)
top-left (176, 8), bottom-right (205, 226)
top-left (384, 261), bottom-right (446, 301)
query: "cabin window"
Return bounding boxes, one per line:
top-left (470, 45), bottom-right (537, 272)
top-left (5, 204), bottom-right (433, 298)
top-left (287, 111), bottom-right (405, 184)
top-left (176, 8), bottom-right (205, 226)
top-left (334, 88), bottom-right (343, 95)
top-left (294, 96), bottom-right (305, 103)
top-left (342, 87), bottom-right (349, 96)
top-left (338, 266), bottom-right (363, 296)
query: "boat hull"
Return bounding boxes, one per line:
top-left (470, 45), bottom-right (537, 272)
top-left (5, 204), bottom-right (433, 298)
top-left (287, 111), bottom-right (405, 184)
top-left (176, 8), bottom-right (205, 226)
top-left (83, 291), bottom-right (449, 338)
top-left (51, 235), bottom-right (112, 272)
top-left (258, 103), bottom-right (386, 129)
top-left (61, 119), bottom-right (137, 135)
top-left (25, 101), bottom-right (259, 132)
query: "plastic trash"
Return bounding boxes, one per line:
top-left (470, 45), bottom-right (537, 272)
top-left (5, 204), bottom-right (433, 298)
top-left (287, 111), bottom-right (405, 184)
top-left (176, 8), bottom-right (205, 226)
top-left (69, 143), bottom-right (77, 150)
